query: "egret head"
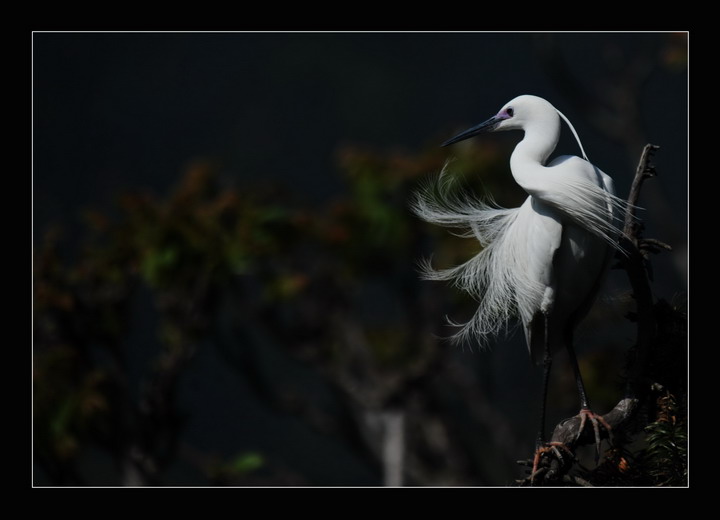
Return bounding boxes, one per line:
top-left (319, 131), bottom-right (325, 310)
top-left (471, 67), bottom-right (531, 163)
top-left (442, 95), bottom-right (559, 146)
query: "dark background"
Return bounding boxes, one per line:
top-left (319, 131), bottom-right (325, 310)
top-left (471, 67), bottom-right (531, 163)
top-left (33, 32), bottom-right (687, 486)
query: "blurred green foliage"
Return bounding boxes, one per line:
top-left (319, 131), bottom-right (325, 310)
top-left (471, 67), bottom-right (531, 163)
top-left (207, 452), bottom-right (266, 484)
top-left (33, 139), bottom-right (517, 485)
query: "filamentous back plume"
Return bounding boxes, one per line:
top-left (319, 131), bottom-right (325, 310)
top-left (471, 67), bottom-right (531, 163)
top-left (411, 159), bottom-right (629, 348)
top-left (412, 166), bottom-right (540, 346)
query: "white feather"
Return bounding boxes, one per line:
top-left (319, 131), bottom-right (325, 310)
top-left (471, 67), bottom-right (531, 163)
top-left (411, 161), bottom-right (628, 347)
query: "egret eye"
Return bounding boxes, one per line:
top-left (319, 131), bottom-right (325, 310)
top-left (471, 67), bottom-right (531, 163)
top-left (506, 107), bottom-right (514, 117)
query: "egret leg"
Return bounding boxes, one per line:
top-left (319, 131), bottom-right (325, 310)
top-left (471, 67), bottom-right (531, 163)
top-left (537, 327), bottom-right (553, 447)
top-left (565, 333), bottom-right (612, 460)
top-left (565, 337), bottom-right (590, 409)
top-left (531, 315), bottom-right (555, 483)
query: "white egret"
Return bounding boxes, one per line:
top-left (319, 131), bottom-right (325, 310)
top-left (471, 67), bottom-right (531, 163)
top-left (412, 95), bottom-right (627, 476)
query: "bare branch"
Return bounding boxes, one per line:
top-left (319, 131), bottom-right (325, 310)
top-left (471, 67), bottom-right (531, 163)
top-left (618, 144), bottom-right (661, 396)
top-left (624, 144), bottom-right (660, 237)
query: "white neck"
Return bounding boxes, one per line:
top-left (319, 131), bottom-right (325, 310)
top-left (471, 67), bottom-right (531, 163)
top-left (509, 119), bottom-right (560, 192)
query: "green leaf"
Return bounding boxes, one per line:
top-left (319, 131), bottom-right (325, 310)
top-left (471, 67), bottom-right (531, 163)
top-left (140, 246), bottom-right (178, 284)
top-left (229, 453), bottom-right (264, 475)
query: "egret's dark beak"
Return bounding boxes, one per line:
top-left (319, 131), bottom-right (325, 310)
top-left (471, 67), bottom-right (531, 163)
top-left (441, 115), bottom-right (502, 147)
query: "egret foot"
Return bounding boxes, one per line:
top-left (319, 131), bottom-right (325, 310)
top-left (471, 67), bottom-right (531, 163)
top-left (576, 407), bottom-right (612, 461)
top-left (530, 442), bottom-right (574, 484)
